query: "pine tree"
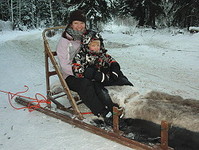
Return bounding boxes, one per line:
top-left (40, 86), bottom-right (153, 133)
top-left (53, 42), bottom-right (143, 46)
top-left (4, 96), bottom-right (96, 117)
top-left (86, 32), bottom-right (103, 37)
top-left (0, 0), bottom-right (198, 30)
top-left (0, 0), bottom-right (10, 21)
top-left (173, 0), bottom-right (199, 27)
top-left (73, 0), bottom-right (111, 30)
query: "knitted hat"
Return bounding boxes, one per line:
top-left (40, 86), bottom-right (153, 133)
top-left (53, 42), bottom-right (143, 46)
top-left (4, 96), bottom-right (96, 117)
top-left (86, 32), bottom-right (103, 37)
top-left (69, 10), bottom-right (86, 24)
top-left (82, 30), bottom-right (102, 45)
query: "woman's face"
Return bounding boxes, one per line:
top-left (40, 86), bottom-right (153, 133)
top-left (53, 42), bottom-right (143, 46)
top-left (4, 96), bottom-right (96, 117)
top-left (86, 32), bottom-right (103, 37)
top-left (70, 21), bottom-right (86, 32)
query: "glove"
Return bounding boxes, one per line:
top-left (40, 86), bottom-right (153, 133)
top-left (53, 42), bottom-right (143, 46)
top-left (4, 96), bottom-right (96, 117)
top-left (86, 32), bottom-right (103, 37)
top-left (110, 62), bottom-right (120, 80)
top-left (94, 71), bottom-right (109, 83)
top-left (84, 67), bottom-right (96, 79)
top-left (111, 71), bottom-right (119, 80)
top-left (100, 62), bottom-right (110, 74)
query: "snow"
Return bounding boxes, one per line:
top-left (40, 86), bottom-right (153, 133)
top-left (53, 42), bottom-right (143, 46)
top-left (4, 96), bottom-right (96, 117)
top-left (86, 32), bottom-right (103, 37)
top-left (0, 24), bottom-right (199, 150)
top-left (189, 26), bottom-right (199, 32)
top-left (0, 20), bottom-right (13, 31)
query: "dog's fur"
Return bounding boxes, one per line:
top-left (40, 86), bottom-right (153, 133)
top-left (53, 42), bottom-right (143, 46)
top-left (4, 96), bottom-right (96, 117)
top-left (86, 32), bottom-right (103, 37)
top-left (108, 86), bottom-right (199, 150)
top-left (105, 85), bottom-right (199, 132)
top-left (51, 81), bottom-right (199, 149)
top-left (123, 90), bottom-right (199, 132)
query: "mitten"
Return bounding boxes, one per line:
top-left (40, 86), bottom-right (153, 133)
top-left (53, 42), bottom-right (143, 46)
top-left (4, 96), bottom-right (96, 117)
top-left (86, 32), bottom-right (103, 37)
top-left (110, 62), bottom-right (120, 80)
top-left (94, 71), bottom-right (109, 83)
top-left (84, 67), bottom-right (96, 79)
top-left (111, 72), bottom-right (119, 80)
top-left (100, 62), bottom-right (110, 74)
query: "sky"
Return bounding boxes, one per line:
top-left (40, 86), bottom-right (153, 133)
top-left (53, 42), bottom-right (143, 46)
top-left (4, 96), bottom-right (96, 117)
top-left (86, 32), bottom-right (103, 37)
top-left (0, 23), bottom-right (199, 150)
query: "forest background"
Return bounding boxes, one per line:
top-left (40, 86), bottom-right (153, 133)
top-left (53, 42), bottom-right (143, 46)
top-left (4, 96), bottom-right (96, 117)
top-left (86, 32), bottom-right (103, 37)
top-left (0, 0), bottom-right (199, 31)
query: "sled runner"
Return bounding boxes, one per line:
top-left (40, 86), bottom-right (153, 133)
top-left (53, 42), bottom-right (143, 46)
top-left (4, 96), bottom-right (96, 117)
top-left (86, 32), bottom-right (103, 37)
top-left (15, 96), bottom-right (173, 150)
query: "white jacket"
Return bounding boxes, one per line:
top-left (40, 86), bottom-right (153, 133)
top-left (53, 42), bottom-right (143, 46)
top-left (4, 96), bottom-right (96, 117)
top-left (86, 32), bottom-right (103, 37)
top-left (56, 33), bottom-right (81, 79)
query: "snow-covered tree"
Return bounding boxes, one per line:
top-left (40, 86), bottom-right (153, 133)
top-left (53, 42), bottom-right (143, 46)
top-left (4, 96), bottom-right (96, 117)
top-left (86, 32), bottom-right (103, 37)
top-left (173, 0), bottom-right (199, 28)
top-left (75, 0), bottom-right (111, 30)
top-left (0, 0), bottom-right (198, 30)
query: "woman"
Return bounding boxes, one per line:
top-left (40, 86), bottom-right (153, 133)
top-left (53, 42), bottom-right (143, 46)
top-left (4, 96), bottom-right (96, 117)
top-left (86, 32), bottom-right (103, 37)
top-left (56, 10), bottom-right (133, 122)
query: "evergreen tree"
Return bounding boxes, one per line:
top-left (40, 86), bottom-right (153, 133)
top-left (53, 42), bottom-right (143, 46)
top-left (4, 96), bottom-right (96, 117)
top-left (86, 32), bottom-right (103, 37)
top-left (173, 0), bottom-right (199, 27)
top-left (35, 0), bottom-right (51, 28)
top-left (117, 0), bottom-right (163, 28)
top-left (19, 0), bottom-right (36, 29)
top-left (74, 0), bottom-right (111, 30)
top-left (0, 0), bottom-right (10, 21)
top-left (0, 0), bottom-right (198, 30)
top-left (158, 0), bottom-right (177, 27)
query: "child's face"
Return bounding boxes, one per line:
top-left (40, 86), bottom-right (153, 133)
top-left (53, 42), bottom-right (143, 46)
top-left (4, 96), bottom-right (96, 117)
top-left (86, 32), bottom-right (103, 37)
top-left (88, 40), bottom-right (100, 52)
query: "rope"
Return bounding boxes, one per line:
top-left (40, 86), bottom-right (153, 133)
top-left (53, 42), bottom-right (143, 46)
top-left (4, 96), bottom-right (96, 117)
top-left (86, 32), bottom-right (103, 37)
top-left (0, 85), bottom-right (51, 112)
top-left (0, 85), bottom-right (93, 115)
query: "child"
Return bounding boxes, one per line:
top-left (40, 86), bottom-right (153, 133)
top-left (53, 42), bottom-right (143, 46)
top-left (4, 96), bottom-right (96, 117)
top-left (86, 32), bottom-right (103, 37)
top-left (72, 30), bottom-right (126, 85)
top-left (72, 30), bottom-right (133, 123)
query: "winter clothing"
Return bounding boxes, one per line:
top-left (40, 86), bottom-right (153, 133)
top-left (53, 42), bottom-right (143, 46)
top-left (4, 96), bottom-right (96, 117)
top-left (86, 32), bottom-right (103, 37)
top-left (65, 76), bottom-right (110, 116)
top-left (65, 27), bottom-right (84, 41)
top-left (56, 30), bottom-right (81, 79)
top-left (71, 30), bottom-right (133, 117)
top-left (57, 23), bottom-right (133, 119)
top-left (72, 30), bottom-right (121, 84)
top-left (57, 26), bottom-right (114, 117)
top-left (72, 30), bottom-right (132, 87)
top-left (68, 10), bottom-right (86, 24)
top-left (110, 62), bottom-right (120, 80)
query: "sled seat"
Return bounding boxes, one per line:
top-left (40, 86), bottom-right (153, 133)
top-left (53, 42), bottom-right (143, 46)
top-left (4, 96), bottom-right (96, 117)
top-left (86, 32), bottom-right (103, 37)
top-left (42, 26), bottom-right (84, 119)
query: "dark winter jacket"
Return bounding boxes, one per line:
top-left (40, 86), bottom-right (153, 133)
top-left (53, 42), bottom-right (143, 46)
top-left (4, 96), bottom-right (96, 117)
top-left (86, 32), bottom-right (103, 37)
top-left (72, 30), bottom-right (121, 82)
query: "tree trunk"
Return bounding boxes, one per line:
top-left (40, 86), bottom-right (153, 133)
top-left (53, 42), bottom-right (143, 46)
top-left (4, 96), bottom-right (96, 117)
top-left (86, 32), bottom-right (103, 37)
top-left (149, 3), bottom-right (156, 28)
top-left (138, 4), bottom-right (145, 26)
top-left (10, 0), bottom-right (13, 23)
top-left (18, 0), bottom-right (21, 23)
top-left (49, 0), bottom-right (54, 26)
top-left (31, 0), bottom-right (35, 28)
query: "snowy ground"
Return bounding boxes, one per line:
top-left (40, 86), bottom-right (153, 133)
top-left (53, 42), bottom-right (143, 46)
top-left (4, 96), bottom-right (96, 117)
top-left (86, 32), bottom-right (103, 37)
top-left (0, 25), bottom-right (199, 150)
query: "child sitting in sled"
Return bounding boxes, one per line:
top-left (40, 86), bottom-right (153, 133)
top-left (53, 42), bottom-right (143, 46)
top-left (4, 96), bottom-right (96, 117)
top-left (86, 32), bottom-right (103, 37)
top-left (72, 30), bottom-right (133, 86)
top-left (73, 31), bottom-right (120, 83)
top-left (72, 30), bottom-right (133, 122)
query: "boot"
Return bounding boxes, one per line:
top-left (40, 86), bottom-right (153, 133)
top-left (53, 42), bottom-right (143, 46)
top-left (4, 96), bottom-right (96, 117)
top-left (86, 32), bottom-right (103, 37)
top-left (98, 87), bottom-right (116, 112)
top-left (102, 111), bottom-right (113, 126)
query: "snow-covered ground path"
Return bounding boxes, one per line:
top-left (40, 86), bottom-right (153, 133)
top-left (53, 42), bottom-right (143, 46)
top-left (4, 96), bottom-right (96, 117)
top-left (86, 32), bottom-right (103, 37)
top-left (102, 27), bottom-right (199, 99)
top-left (0, 26), bottom-right (199, 150)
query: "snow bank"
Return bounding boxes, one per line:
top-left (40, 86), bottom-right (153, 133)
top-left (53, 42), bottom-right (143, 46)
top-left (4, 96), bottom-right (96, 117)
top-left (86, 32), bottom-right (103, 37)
top-left (0, 20), bottom-right (13, 31)
top-left (189, 26), bottom-right (199, 33)
top-left (1, 26), bottom-right (199, 149)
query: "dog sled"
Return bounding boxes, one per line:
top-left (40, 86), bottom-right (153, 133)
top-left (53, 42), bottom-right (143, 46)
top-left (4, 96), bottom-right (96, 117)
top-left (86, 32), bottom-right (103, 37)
top-left (15, 26), bottom-right (174, 150)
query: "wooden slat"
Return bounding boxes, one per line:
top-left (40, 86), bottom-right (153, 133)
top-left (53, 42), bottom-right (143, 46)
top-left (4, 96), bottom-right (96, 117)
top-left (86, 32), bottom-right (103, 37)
top-left (42, 26), bottom-right (83, 119)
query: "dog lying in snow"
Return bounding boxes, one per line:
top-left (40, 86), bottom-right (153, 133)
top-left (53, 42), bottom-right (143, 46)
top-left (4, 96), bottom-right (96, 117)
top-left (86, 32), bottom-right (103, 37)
top-left (50, 80), bottom-right (199, 132)
top-left (106, 86), bottom-right (199, 150)
top-left (126, 90), bottom-right (199, 132)
top-left (51, 80), bottom-right (199, 149)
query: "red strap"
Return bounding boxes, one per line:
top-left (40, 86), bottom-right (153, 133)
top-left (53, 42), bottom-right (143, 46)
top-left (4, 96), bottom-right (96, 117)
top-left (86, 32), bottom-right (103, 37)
top-left (81, 112), bottom-right (92, 115)
top-left (1, 85), bottom-right (93, 115)
top-left (0, 85), bottom-right (51, 112)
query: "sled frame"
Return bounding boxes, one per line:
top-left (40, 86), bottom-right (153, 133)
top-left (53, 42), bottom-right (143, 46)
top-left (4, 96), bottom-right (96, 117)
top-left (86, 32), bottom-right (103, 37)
top-left (41, 26), bottom-right (173, 150)
top-left (15, 96), bottom-right (173, 150)
top-left (42, 26), bottom-right (84, 120)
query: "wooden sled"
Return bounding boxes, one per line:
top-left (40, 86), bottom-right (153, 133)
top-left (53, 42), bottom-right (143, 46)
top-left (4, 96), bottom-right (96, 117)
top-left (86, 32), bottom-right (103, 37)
top-left (42, 26), bottom-right (84, 120)
top-left (41, 26), bottom-right (173, 150)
